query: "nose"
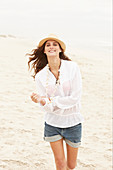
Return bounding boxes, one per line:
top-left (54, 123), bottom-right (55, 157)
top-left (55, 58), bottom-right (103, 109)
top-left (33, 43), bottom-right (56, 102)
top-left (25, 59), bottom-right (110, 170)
top-left (49, 45), bottom-right (54, 49)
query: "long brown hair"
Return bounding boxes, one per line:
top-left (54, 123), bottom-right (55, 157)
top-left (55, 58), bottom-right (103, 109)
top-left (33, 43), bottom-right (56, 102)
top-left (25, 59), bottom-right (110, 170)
top-left (27, 41), bottom-right (71, 78)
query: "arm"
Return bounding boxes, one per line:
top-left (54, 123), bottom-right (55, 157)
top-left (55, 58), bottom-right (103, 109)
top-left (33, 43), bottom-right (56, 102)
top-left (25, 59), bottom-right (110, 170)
top-left (33, 74), bottom-right (54, 112)
top-left (34, 64), bottom-right (82, 112)
top-left (52, 64), bottom-right (82, 109)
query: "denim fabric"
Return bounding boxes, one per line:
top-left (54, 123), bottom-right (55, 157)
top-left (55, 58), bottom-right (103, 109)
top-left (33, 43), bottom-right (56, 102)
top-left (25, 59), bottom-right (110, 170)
top-left (44, 122), bottom-right (82, 148)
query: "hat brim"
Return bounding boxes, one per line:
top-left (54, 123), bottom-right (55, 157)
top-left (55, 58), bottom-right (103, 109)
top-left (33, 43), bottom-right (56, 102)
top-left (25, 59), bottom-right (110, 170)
top-left (38, 37), bottom-right (66, 52)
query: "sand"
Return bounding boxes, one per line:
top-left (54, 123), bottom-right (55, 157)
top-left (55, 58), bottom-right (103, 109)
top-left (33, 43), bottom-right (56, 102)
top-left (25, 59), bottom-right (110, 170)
top-left (0, 36), bottom-right (112, 170)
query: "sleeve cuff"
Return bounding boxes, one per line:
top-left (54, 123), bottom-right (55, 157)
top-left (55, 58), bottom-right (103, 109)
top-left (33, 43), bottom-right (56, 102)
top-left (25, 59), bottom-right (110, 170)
top-left (39, 98), bottom-right (53, 112)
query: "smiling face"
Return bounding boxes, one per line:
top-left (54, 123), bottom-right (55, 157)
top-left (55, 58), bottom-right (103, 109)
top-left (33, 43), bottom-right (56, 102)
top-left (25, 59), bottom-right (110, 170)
top-left (44, 40), bottom-right (62, 58)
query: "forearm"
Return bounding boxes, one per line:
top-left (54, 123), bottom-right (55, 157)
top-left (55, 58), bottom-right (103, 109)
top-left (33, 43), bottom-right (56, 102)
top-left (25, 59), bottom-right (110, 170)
top-left (52, 90), bottom-right (81, 109)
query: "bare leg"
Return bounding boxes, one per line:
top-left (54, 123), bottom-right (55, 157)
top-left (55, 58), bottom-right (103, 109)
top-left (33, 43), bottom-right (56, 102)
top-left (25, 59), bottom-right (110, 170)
top-left (66, 143), bottom-right (78, 169)
top-left (50, 138), bottom-right (67, 170)
top-left (67, 166), bottom-right (76, 170)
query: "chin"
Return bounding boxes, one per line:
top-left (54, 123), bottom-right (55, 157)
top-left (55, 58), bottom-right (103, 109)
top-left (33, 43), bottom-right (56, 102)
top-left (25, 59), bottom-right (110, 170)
top-left (48, 54), bottom-right (57, 57)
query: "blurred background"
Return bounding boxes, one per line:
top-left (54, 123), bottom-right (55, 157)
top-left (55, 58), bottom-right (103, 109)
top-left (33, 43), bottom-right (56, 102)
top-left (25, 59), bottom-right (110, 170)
top-left (0, 0), bottom-right (112, 57)
top-left (0, 1), bottom-right (112, 169)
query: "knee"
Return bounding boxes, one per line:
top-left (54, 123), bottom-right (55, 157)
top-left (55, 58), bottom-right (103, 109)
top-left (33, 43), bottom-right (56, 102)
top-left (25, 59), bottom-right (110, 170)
top-left (67, 161), bottom-right (77, 169)
top-left (55, 158), bottom-right (66, 169)
top-left (67, 165), bottom-right (76, 170)
top-left (67, 167), bottom-right (75, 170)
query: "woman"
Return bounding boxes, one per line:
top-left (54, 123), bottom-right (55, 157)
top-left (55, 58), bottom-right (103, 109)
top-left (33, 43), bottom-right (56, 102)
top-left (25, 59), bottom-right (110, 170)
top-left (28, 34), bottom-right (84, 170)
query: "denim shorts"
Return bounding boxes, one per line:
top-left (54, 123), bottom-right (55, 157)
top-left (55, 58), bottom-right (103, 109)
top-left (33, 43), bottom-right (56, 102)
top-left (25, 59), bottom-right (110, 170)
top-left (44, 122), bottom-right (82, 148)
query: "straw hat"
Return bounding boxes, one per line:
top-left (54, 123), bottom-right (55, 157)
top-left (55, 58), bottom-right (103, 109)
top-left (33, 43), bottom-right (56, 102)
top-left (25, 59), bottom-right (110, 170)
top-left (38, 34), bottom-right (66, 52)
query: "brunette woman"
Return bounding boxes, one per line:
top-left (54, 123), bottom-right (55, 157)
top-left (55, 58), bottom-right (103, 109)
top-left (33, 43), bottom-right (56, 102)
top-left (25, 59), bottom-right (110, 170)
top-left (28, 34), bottom-right (84, 170)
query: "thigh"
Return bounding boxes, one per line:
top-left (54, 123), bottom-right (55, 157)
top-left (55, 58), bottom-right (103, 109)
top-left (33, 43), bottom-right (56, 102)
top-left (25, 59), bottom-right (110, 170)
top-left (50, 138), bottom-right (65, 160)
top-left (66, 143), bottom-right (78, 168)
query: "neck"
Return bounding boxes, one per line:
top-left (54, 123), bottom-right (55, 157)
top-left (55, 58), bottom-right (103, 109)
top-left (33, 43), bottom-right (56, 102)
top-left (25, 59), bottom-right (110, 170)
top-left (48, 58), bottom-right (61, 72)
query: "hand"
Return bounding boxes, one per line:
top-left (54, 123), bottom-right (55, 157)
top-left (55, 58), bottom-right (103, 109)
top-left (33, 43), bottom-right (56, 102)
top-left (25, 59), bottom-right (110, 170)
top-left (31, 93), bottom-right (42, 103)
top-left (30, 93), bottom-right (46, 105)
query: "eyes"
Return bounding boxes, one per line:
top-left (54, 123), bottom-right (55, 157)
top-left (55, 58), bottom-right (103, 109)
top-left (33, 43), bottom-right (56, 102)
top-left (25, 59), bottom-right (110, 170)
top-left (45, 42), bottom-right (59, 47)
top-left (44, 41), bottom-right (62, 54)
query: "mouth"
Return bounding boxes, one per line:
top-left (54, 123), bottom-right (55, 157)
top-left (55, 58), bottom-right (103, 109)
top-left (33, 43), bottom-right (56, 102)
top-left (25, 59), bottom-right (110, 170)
top-left (48, 50), bottom-right (56, 53)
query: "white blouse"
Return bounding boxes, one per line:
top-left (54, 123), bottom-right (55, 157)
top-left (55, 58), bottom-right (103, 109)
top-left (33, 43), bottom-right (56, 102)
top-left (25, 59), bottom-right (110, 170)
top-left (35, 59), bottom-right (84, 128)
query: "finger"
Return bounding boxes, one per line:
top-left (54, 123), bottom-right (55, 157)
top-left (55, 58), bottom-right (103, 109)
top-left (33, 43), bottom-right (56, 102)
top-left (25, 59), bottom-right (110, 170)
top-left (32, 95), bottom-right (37, 100)
top-left (31, 93), bottom-right (40, 98)
top-left (31, 96), bottom-right (38, 103)
top-left (31, 92), bottom-right (36, 96)
top-left (31, 93), bottom-right (37, 99)
top-left (31, 94), bottom-right (41, 102)
top-left (32, 99), bottom-right (38, 103)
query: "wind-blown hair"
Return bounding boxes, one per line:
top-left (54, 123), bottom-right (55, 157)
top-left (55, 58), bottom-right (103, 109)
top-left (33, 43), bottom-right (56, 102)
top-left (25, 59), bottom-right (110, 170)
top-left (27, 42), bottom-right (71, 78)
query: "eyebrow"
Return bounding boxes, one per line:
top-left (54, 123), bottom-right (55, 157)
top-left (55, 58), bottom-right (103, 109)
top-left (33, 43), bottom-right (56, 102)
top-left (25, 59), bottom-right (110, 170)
top-left (46, 41), bottom-right (58, 44)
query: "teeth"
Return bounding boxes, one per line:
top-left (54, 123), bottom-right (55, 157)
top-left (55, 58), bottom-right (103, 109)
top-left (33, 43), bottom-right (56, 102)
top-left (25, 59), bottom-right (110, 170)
top-left (49, 51), bottom-right (55, 52)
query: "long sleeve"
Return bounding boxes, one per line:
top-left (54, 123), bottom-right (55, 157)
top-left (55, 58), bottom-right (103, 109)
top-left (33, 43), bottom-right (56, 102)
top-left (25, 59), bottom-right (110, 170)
top-left (52, 65), bottom-right (82, 110)
top-left (35, 62), bottom-right (82, 113)
top-left (34, 60), bottom-right (84, 128)
top-left (35, 75), bottom-right (54, 112)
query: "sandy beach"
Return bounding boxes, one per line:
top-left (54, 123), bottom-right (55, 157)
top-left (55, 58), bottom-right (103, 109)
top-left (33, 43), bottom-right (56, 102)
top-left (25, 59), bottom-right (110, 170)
top-left (0, 36), bottom-right (112, 170)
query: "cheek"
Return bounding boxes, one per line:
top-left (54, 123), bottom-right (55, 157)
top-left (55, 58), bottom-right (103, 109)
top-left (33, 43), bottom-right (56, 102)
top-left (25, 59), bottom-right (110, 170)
top-left (58, 47), bottom-right (62, 52)
top-left (56, 47), bottom-right (61, 52)
top-left (44, 47), bottom-right (47, 53)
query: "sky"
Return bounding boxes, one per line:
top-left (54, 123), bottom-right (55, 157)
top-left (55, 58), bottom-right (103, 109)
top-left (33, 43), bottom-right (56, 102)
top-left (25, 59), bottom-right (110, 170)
top-left (0, 0), bottom-right (112, 54)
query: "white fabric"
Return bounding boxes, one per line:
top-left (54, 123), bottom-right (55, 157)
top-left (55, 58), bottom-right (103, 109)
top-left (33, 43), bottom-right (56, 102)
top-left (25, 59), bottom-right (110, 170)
top-left (35, 59), bottom-right (84, 128)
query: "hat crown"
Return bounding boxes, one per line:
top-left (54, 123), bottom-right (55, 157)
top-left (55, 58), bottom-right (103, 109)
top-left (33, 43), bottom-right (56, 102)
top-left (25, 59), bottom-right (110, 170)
top-left (38, 34), bottom-right (66, 51)
top-left (48, 34), bottom-right (58, 39)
